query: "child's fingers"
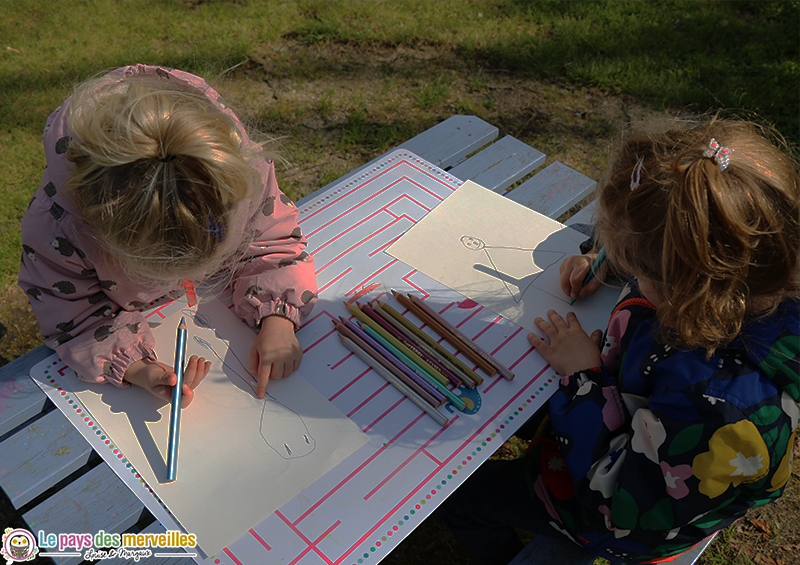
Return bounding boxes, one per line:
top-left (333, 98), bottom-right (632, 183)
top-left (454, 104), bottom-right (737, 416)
top-left (564, 311), bottom-right (584, 330)
top-left (590, 329), bottom-right (604, 347)
top-left (256, 363), bottom-right (272, 399)
top-left (527, 331), bottom-right (546, 349)
top-left (182, 356), bottom-right (210, 389)
top-left (547, 309), bottom-right (571, 329)
top-left (533, 316), bottom-right (554, 337)
top-left (156, 368), bottom-right (177, 388)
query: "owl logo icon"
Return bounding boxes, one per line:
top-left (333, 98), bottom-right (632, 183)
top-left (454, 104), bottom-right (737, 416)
top-left (1, 528), bottom-right (38, 563)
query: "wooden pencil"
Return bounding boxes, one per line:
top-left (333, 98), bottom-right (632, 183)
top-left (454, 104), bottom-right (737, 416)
top-left (376, 300), bottom-right (483, 387)
top-left (339, 318), bottom-right (445, 404)
top-left (361, 302), bottom-right (464, 388)
top-left (346, 302), bottom-right (449, 386)
top-left (390, 290), bottom-right (497, 376)
top-left (333, 320), bottom-right (442, 408)
top-left (340, 335), bottom-right (449, 427)
top-left (407, 292), bottom-right (515, 381)
top-left (355, 320), bottom-right (467, 411)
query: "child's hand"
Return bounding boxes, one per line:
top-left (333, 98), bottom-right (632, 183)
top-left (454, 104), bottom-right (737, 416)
top-left (527, 310), bottom-right (603, 376)
top-left (560, 254), bottom-right (607, 301)
top-left (123, 355), bottom-right (210, 407)
top-left (249, 315), bottom-right (303, 399)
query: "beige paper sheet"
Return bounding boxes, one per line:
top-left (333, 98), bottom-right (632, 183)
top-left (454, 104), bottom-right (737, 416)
top-left (386, 180), bottom-right (619, 335)
top-left (68, 297), bottom-right (369, 556)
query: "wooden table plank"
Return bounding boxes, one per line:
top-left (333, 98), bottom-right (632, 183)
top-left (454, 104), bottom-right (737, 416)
top-left (0, 408), bottom-right (93, 508)
top-left (448, 135), bottom-right (545, 192)
top-left (505, 161), bottom-right (596, 219)
top-left (297, 115), bottom-right (498, 205)
top-left (24, 464), bottom-right (145, 565)
top-left (0, 344), bottom-right (53, 437)
top-left (396, 114), bottom-right (499, 169)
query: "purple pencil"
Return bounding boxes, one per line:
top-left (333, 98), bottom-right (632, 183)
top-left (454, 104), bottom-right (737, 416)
top-left (359, 302), bottom-right (464, 388)
top-left (341, 317), bottom-right (446, 404)
top-left (333, 319), bottom-right (442, 407)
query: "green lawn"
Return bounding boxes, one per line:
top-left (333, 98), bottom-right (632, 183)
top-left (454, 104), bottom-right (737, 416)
top-left (2, 0), bottom-right (797, 285)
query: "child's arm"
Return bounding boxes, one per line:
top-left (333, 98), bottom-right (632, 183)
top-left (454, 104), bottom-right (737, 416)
top-left (230, 159), bottom-right (318, 393)
top-left (19, 209), bottom-right (157, 387)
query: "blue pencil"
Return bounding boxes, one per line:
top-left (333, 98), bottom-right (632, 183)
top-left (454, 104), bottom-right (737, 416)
top-left (166, 316), bottom-right (187, 482)
top-left (570, 247), bottom-right (607, 305)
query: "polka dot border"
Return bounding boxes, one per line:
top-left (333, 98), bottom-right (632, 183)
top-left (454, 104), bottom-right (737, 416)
top-left (298, 152), bottom-right (462, 216)
top-left (42, 362), bottom-right (174, 518)
top-left (349, 376), bottom-right (555, 564)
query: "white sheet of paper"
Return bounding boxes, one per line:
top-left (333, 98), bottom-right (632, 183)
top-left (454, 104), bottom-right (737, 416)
top-left (65, 298), bottom-right (369, 556)
top-left (386, 180), bottom-right (619, 334)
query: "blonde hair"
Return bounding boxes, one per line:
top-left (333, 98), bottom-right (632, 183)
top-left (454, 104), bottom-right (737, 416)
top-left (65, 74), bottom-right (262, 283)
top-left (595, 118), bottom-right (800, 353)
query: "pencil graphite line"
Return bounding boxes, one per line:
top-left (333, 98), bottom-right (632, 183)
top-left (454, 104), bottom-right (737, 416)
top-left (340, 335), bottom-right (448, 427)
top-left (406, 292), bottom-right (515, 381)
top-left (377, 300), bottom-right (483, 386)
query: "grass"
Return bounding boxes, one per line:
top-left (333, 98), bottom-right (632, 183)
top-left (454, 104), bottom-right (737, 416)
top-left (1, 0), bottom-right (797, 280)
top-left (1, 1), bottom-right (799, 564)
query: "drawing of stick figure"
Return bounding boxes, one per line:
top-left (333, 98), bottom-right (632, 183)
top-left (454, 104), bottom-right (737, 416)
top-left (460, 235), bottom-right (568, 304)
top-left (184, 309), bottom-right (316, 460)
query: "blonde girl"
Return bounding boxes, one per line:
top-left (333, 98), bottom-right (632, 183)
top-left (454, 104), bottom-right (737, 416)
top-left (20, 65), bottom-right (317, 406)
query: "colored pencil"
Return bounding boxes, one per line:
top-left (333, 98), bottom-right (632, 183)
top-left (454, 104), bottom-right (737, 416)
top-left (570, 247), bottom-right (607, 305)
top-left (166, 316), bottom-right (187, 482)
top-left (346, 302), bottom-right (448, 386)
top-left (338, 318), bottom-right (444, 404)
top-left (392, 290), bottom-right (496, 376)
top-left (376, 300), bottom-right (483, 387)
top-left (357, 321), bottom-right (467, 411)
top-left (406, 293), bottom-right (515, 381)
top-left (334, 319), bottom-right (442, 407)
top-left (340, 335), bottom-right (449, 427)
top-left (368, 301), bottom-right (470, 388)
top-left (361, 302), bottom-right (464, 388)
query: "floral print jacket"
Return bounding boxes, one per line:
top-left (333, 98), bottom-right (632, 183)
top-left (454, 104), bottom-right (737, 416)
top-left (18, 65), bottom-right (318, 386)
top-left (527, 281), bottom-right (799, 563)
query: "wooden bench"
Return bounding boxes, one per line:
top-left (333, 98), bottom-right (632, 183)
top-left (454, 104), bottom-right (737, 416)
top-left (0, 115), bottom-right (710, 565)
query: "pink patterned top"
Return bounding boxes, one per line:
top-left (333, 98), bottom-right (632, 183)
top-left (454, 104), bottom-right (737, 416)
top-left (18, 64), bottom-right (318, 386)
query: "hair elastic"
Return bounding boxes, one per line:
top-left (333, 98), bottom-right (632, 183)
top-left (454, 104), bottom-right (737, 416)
top-left (630, 155), bottom-right (645, 190)
top-left (209, 215), bottom-right (226, 243)
top-left (702, 139), bottom-right (733, 171)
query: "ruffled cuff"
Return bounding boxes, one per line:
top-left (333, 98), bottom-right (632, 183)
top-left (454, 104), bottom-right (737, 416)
top-left (105, 342), bottom-right (158, 387)
top-left (255, 300), bottom-right (302, 331)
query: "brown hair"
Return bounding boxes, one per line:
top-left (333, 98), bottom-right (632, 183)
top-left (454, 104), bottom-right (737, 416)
top-left (65, 75), bottom-right (262, 283)
top-left (595, 118), bottom-right (800, 352)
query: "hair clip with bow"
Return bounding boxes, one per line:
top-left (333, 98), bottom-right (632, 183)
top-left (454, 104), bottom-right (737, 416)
top-left (702, 139), bottom-right (733, 172)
